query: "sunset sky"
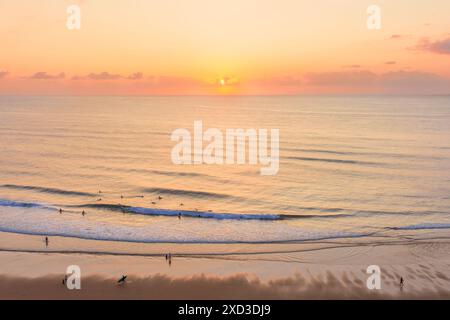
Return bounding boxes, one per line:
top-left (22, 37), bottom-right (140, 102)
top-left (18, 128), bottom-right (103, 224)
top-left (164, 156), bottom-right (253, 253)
top-left (1, 0), bottom-right (449, 95)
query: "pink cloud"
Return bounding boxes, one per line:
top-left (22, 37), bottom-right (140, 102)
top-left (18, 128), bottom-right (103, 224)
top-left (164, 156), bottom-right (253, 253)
top-left (303, 70), bottom-right (450, 94)
top-left (28, 72), bottom-right (65, 80)
top-left (0, 71), bottom-right (9, 79)
top-left (127, 72), bottom-right (144, 80)
top-left (305, 71), bottom-right (377, 86)
top-left (72, 72), bottom-right (146, 80)
top-left (416, 37), bottom-right (450, 55)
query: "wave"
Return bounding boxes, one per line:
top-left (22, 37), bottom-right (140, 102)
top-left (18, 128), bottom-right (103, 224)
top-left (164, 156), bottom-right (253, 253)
top-left (0, 199), bottom-right (43, 208)
top-left (74, 203), bottom-right (281, 220)
top-left (392, 223), bottom-right (450, 231)
top-left (1, 196), bottom-right (445, 222)
top-left (141, 187), bottom-right (234, 199)
top-left (1, 184), bottom-right (95, 197)
top-left (285, 156), bottom-right (378, 165)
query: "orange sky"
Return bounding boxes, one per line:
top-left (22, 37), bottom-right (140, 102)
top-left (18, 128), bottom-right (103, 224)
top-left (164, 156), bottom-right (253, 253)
top-left (0, 0), bottom-right (449, 95)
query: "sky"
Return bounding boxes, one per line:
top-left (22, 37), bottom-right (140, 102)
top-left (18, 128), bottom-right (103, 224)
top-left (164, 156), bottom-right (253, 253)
top-left (0, 0), bottom-right (449, 95)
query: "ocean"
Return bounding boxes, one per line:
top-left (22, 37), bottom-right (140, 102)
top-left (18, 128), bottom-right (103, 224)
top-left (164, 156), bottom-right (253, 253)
top-left (1, 95), bottom-right (450, 244)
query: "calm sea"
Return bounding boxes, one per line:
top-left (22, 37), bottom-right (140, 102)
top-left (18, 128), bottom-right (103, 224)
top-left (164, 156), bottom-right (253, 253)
top-left (1, 96), bottom-right (450, 243)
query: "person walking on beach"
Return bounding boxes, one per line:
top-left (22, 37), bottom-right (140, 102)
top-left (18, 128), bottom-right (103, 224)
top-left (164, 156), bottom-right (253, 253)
top-left (45, 237), bottom-right (49, 247)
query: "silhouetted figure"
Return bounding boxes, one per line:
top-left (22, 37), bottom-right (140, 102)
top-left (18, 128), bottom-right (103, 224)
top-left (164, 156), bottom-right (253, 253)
top-left (97, 198), bottom-right (102, 201)
top-left (151, 201), bottom-right (156, 205)
top-left (45, 237), bottom-right (49, 247)
top-left (165, 254), bottom-right (168, 260)
top-left (178, 213), bottom-right (181, 220)
top-left (118, 275), bottom-right (127, 284)
top-left (121, 195), bottom-right (123, 199)
top-left (82, 210), bottom-right (86, 216)
top-left (400, 277), bottom-right (404, 289)
top-left (62, 275), bottom-right (68, 285)
top-left (180, 203), bottom-right (184, 206)
top-left (59, 208), bottom-right (63, 214)
top-left (158, 196), bottom-right (163, 200)
top-left (98, 190), bottom-right (102, 194)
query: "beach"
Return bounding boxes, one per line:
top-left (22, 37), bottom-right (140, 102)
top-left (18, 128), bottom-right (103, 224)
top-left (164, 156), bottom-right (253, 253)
top-left (1, 96), bottom-right (450, 300)
top-left (1, 231), bottom-right (450, 299)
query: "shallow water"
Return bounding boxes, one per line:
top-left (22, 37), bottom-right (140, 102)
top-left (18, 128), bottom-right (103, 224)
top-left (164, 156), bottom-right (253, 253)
top-left (1, 96), bottom-right (450, 243)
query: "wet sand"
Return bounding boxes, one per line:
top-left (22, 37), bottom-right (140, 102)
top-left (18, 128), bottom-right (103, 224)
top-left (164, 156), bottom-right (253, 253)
top-left (1, 231), bottom-right (450, 299)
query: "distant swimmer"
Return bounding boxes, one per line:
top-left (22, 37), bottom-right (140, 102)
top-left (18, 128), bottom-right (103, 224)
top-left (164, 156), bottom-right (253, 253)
top-left (82, 210), bottom-right (86, 216)
top-left (118, 275), bottom-right (127, 284)
top-left (178, 213), bottom-right (181, 220)
top-left (180, 203), bottom-right (184, 206)
top-left (97, 198), bottom-right (102, 201)
top-left (208, 210), bottom-right (212, 212)
top-left (151, 201), bottom-right (156, 205)
top-left (158, 196), bottom-right (163, 200)
top-left (121, 195), bottom-right (123, 199)
top-left (98, 190), bottom-right (102, 194)
top-left (45, 237), bottom-right (49, 247)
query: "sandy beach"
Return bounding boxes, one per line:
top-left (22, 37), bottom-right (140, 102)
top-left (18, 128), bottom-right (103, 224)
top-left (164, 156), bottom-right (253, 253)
top-left (1, 231), bottom-right (450, 299)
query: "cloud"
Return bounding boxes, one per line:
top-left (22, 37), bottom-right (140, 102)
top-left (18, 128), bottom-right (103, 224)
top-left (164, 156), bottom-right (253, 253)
top-left (127, 72), bottom-right (144, 80)
top-left (380, 71), bottom-right (450, 91)
top-left (72, 72), bottom-right (146, 80)
top-left (416, 37), bottom-right (450, 55)
top-left (0, 71), bottom-right (9, 79)
top-left (28, 72), bottom-right (65, 80)
top-left (303, 70), bottom-right (450, 94)
top-left (305, 71), bottom-right (377, 86)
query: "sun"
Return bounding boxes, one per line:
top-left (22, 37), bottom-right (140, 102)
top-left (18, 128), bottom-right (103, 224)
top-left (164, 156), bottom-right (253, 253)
top-left (219, 79), bottom-right (226, 86)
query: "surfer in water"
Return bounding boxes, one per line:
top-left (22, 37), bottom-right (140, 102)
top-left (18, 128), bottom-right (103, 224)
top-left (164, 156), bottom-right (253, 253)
top-left (118, 275), bottom-right (127, 284)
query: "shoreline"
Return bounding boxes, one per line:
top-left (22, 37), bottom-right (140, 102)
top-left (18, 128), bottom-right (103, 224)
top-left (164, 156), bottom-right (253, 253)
top-left (1, 231), bottom-right (450, 299)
